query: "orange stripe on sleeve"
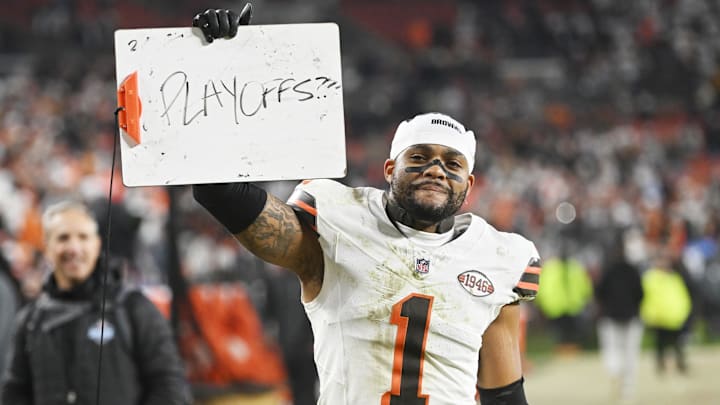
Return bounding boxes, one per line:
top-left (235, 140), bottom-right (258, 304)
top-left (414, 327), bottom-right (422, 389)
top-left (516, 281), bottom-right (538, 291)
top-left (524, 266), bottom-right (541, 275)
top-left (290, 199), bottom-right (317, 217)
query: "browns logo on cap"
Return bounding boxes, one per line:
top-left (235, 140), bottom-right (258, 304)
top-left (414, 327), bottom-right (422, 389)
top-left (389, 112), bottom-right (476, 172)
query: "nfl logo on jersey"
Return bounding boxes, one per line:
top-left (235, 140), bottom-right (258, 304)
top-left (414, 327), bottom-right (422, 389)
top-left (415, 258), bottom-right (430, 274)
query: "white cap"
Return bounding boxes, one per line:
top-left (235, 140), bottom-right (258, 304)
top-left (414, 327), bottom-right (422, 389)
top-left (389, 112), bottom-right (476, 172)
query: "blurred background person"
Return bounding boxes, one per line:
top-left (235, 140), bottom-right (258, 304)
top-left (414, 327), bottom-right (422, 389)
top-left (594, 234), bottom-right (644, 402)
top-left (535, 238), bottom-right (594, 354)
top-left (640, 251), bottom-right (693, 376)
top-left (0, 201), bottom-right (191, 405)
top-left (0, 241), bottom-right (23, 405)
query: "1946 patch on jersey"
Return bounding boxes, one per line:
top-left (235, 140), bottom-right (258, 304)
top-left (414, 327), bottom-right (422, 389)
top-left (457, 270), bottom-right (495, 297)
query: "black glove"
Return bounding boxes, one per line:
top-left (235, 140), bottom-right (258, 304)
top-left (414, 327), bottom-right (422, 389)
top-left (192, 3), bottom-right (253, 43)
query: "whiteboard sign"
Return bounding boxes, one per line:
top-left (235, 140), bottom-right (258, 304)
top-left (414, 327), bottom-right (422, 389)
top-left (114, 24), bottom-right (346, 186)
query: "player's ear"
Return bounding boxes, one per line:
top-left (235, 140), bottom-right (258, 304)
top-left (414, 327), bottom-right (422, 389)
top-left (383, 159), bottom-right (395, 184)
top-left (464, 174), bottom-right (475, 205)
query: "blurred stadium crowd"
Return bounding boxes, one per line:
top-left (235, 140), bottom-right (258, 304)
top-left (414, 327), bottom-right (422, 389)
top-left (1, 0), bottom-right (720, 402)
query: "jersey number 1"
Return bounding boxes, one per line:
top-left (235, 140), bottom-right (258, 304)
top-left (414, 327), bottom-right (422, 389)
top-left (381, 293), bottom-right (433, 405)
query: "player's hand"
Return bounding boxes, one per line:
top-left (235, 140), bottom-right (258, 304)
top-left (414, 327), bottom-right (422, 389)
top-left (192, 3), bottom-right (253, 43)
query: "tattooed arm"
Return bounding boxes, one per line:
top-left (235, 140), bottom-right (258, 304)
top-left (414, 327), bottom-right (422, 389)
top-left (193, 183), bottom-right (324, 301)
top-left (234, 193), bottom-right (324, 301)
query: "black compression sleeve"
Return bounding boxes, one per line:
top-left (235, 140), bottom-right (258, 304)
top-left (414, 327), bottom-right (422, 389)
top-left (192, 182), bottom-right (267, 234)
top-left (478, 377), bottom-right (528, 405)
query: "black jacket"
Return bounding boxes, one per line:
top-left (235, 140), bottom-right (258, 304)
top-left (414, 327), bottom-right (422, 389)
top-left (595, 258), bottom-right (644, 322)
top-left (0, 263), bottom-right (192, 405)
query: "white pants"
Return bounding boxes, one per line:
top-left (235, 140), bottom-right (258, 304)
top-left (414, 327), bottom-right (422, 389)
top-left (597, 317), bottom-right (643, 399)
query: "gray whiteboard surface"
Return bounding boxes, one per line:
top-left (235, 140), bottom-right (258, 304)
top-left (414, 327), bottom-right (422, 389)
top-left (114, 24), bottom-right (346, 187)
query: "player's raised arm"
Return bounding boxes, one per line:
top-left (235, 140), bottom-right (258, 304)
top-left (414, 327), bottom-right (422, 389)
top-left (191, 5), bottom-right (324, 300)
top-left (193, 183), bottom-right (324, 298)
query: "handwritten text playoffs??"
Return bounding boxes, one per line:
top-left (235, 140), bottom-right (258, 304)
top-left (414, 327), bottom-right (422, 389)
top-left (158, 71), bottom-right (341, 126)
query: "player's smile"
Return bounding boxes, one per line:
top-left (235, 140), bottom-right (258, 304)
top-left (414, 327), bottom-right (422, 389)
top-left (414, 181), bottom-right (449, 194)
top-left (412, 181), bottom-right (451, 206)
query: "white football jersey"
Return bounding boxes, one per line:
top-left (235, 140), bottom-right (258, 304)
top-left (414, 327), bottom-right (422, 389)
top-left (288, 179), bottom-right (541, 405)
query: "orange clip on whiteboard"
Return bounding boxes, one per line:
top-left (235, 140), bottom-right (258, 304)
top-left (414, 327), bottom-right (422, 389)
top-left (117, 71), bottom-right (142, 144)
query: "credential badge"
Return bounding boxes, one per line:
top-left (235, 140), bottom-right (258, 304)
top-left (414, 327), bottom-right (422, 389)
top-left (87, 319), bottom-right (115, 345)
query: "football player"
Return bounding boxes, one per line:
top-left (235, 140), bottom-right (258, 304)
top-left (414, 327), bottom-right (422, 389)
top-left (192, 6), bottom-right (541, 405)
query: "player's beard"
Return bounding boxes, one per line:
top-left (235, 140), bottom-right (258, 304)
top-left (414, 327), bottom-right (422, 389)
top-left (390, 175), bottom-right (468, 225)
